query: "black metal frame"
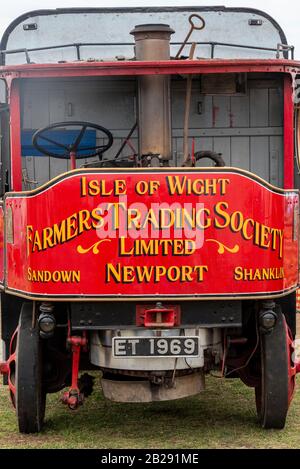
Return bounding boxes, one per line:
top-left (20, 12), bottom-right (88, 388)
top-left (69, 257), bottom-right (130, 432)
top-left (70, 300), bottom-right (242, 330)
top-left (0, 41), bottom-right (294, 65)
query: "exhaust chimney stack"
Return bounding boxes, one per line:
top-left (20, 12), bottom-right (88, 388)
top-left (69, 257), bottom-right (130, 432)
top-left (130, 24), bottom-right (174, 163)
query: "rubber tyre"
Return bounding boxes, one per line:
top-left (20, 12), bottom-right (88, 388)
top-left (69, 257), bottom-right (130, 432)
top-left (16, 303), bottom-right (46, 433)
top-left (255, 307), bottom-right (289, 429)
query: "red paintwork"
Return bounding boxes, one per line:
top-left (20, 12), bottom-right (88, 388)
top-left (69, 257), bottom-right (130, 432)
top-left (0, 327), bottom-right (18, 408)
top-left (0, 59), bottom-right (300, 80)
top-left (4, 168), bottom-right (299, 299)
top-left (9, 80), bottom-right (22, 192)
top-left (284, 75), bottom-right (294, 189)
top-left (0, 204), bottom-right (4, 285)
top-left (62, 334), bottom-right (87, 409)
top-left (1, 58), bottom-right (299, 299)
top-left (136, 305), bottom-right (181, 328)
top-left (7, 329), bottom-right (17, 407)
top-left (285, 320), bottom-right (297, 406)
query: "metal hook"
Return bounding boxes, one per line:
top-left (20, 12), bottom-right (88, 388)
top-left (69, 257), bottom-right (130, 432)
top-left (175, 14), bottom-right (206, 59)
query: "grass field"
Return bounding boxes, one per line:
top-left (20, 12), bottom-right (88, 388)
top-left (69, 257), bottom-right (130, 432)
top-left (0, 319), bottom-right (300, 449)
top-left (0, 374), bottom-right (300, 449)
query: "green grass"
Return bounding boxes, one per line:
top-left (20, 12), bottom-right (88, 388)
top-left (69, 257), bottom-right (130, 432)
top-left (0, 375), bottom-right (300, 449)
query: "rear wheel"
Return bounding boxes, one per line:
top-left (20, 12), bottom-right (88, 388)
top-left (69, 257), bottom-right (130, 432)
top-left (255, 306), bottom-right (294, 429)
top-left (16, 303), bottom-right (46, 433)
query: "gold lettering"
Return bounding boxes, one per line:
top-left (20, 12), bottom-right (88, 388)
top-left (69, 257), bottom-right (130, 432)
top-left (234, 266), bottom-right (243, 281)
top-left (32, 230), bottom-right (42, 252)
top-left (78, 209), bottom-right (91, 233)
top-left (194, 265), bottom-right (209, 281)
top-left (214, 202), bottom-right (230, 228)
top-left (136, 266), bottom-right (154, 282)
top-left (66, 213), bottom-right (78, 240)
top-left (42, 227), bottom-right (54, 250)
top-left (167, 175), bottom-right (187, 195)
top-left (81, 176), bottom-right (87, 196)
top-left (123, 266), bottom-right (135, 283)
top-left (53, 221), bottom-right (66, 244)
top-left (26, 225), bottom-right (34, 256)
top-left (181, 265), bottom-right (194, 282)
top-left (242, 218), bottom-right (255, 240)
top-left (106, 263), bottom-right (121, 283)
top-left (27, 269), bottom-right (80, 283)
top-left (115, 179), bottom-right (126, 195)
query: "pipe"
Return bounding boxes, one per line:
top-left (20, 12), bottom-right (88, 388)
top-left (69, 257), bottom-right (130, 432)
top-left (183, 42), bottom-right (196, 163)
top-left (130, 24), bottom-right (174, 162)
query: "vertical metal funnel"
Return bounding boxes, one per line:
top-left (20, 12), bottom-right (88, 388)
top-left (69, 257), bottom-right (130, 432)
top-left (130, 24), bottom-right (174, 162)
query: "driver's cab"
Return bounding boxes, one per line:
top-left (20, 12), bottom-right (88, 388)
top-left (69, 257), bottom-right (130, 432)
top-left (20, 71), bottom-right (285, 190)
top-left (21, 76), bottom-right (131, 189)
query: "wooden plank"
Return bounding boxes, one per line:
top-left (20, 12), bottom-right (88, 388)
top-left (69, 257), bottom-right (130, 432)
top-left (171, 128), bottom-right (282, 137)
top-left (27, 86), bottom-right (50, 129)
top-left (270, 136), bottom-right (283, 187)
top-left (250, 88), bottom-right (269, 127)
top-left (194, 96), bottom-right (213, 129)
top-left (250, 136), bottom-right (269, 181)
top-left (195, 137), bottom-right (213, 167)
top-left (49, 158), bottom-right (68, 180)
top-left (64, 85), bottom-right (136, 130)
top-left (48, 86), bottom-right (68, 179)
top-left (230, 95), bottom-right (249, 128)
top-left (170, 137), bottom-right (179, 167)
top-left (172, 88), bottom-right (213, 130)
top-left (231, 137), bottom-right (250, 170)
top-left (212, 96), bottom-right (230, 128)
top-left (213, 137), bottom-right (231, 166)
top-left (34, 157), bottom-right (50, 187)
top-left (269, 88), bottom-right (283, 127)
top-left (22, 156), bottom-right (36, 190)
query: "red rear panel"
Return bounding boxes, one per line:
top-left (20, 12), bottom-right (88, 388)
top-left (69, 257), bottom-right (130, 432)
top-left (4, 168), bottom-right (299, 300)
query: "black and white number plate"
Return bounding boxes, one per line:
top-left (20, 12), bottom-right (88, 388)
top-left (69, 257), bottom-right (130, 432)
top-left (112, 336), bottom-right (199, 358)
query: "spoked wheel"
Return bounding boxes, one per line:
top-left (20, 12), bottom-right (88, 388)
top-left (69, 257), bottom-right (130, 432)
top-left (255, 306), bottom-right (295, 429)
top-left (16, 303), bottom-right (46, 433)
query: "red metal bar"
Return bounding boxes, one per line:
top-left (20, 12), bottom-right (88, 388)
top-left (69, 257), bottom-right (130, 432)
top-left (70, 151), bottom-right (76, 170)
top-left (0, 59), bottom-right (299, 80)
top-left (9, 79), bottom-right (22, 191)
top-left (62, 335), bottom-right (87, 410)
top-left (284, 74), bottom-right (294, 189)
top-left (71, 349), bottom-right (80, 390)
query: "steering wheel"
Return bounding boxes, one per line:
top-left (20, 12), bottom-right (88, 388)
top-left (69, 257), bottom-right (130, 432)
top-left (32, 121), bottom-right (113, 160)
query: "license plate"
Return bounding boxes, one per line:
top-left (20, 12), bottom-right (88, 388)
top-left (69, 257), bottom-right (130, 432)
top-left (112, 336), bottom-right (199, 358)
